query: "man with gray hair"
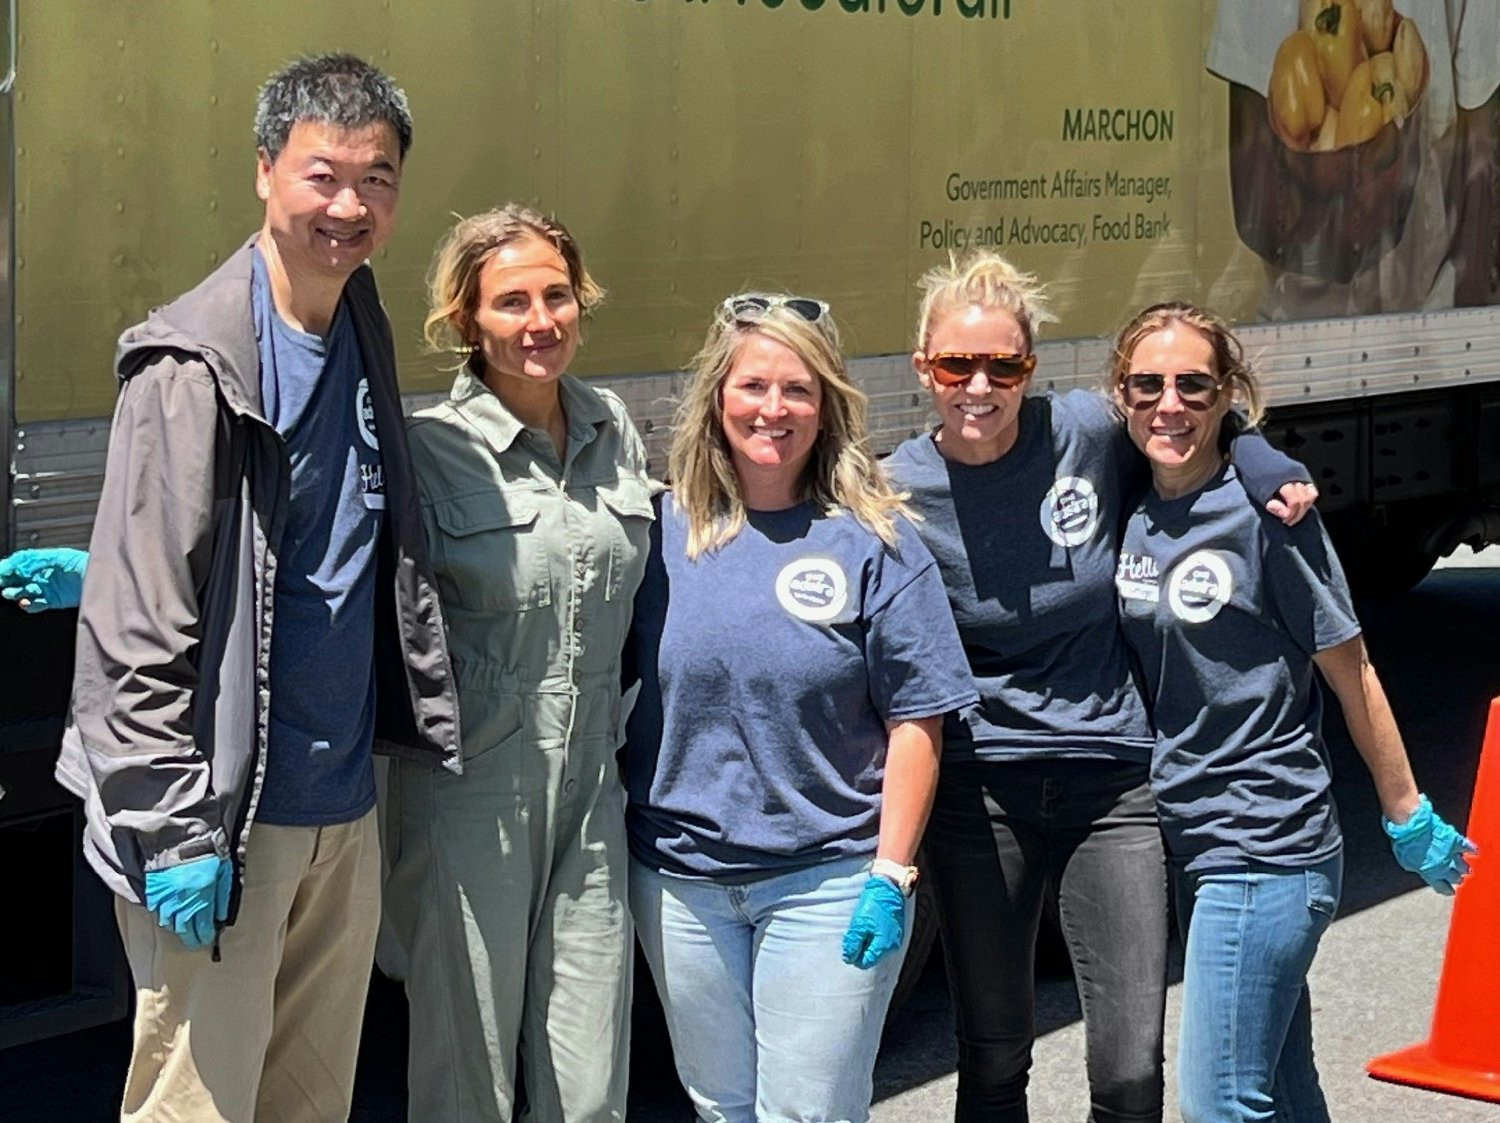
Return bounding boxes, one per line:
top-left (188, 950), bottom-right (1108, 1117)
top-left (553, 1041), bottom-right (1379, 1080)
top-left (54, 53), bottom-right (458, 1121)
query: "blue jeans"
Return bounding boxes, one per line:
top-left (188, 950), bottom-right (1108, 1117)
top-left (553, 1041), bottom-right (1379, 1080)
top-left (1174, 854), bottom-right (1343, 1123)
top-left (630, 855), bottom-right (909, 1123)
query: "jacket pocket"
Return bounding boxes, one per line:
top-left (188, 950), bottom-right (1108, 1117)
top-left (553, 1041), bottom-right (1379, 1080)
top-left (430, 489), bottom-right (553, 612)
top-left (460, 698), bottom-right (527, 766)
top-left (598, 479), bottom-right (656, 602)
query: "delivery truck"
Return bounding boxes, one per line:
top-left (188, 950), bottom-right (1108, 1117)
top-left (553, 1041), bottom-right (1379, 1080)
top-left (3, 0), bottom-right (1498, 1047)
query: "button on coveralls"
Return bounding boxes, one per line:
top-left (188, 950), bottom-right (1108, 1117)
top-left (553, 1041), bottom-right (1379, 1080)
top-left (385, 370), bottom-right (654, 1122)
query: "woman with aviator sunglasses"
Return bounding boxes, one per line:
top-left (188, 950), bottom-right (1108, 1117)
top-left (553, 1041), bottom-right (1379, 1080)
top-left (622, 292), bottom-right (977, 1123)
top-left (882, 252), bottom-right (1317, 1123)
top-left (1112, 302), bottom-right (1473, 1121)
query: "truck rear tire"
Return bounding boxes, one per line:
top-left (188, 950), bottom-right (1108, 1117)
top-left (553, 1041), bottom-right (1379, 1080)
top-left (1344, 546), bottom-right (1437, 599)
top-left (1325, 510), bottom-right (1438, 599)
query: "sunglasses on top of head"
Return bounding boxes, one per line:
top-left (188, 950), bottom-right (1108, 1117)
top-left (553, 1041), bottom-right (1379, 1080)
top-left (722, 293), bottom-right (831, 327)
top-left (925, 352), bottom-right (1038, 388)
top-left (1119, 371), bottom-right (1223, 410)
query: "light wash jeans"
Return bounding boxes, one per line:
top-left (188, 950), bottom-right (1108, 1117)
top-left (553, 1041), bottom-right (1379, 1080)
top-left (1173, 853), bottom-right (1344, 1123)
top-left (631, 855), bottom-right (909, 1123)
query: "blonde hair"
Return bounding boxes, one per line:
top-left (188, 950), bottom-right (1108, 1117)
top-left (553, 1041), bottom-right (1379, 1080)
top-left (914, 250), bottom-right (1057, 353)
top-left (1109, 302), bottom-right (1265, 425)
top-left (423, 203), bottom-right (604, 371)
top-left (668, 298), bottom-right (910, 559)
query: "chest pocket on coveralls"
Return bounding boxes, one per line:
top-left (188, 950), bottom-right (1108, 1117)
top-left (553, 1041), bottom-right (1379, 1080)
top-left (597, 479), bottom-right (656, 601)
top-left (431, 489), bottom-right (553, 612)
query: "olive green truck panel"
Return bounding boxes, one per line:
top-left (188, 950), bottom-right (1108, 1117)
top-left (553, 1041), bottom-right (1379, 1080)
top-left (6, 1), bottom-right (1500, 571)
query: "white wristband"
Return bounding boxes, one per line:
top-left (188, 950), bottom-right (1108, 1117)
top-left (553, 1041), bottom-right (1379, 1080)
top-left (871, 857), bottom-right (919, 896)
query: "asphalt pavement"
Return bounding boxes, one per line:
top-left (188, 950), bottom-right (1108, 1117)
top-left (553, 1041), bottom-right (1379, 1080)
top-left (3, 550), bottom-right (1499, 1122)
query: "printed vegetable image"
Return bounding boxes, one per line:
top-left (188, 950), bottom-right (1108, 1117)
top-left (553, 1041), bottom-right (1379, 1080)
top-left (1368, 52), bottom-right (1410, 123)
top-left (1302, 0), bottom-right (1367, 108)
top-left (1336, 57), bottom-right (1396, 147)
top-left (1393, 18), bottom-right (1425, 103)
top-left (1268, 8), bottom-right (1426, 152)
top-left (1354, 0), bottom-right (1395, 54)
top-left (1314, 106), bottom-right (1341, 151)
top-left (1271, 31), bottom-right (1328, 147)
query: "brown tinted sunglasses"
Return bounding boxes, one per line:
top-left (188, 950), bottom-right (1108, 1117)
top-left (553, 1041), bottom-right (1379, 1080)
top-left (926, 352), bottom-right (1037, 388)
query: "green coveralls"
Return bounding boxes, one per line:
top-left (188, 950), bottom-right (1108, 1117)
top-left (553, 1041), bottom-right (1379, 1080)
top-left (385, 370), bottom-right (655, 1123)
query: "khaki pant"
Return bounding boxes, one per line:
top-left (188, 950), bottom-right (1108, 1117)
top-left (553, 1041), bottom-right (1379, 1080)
top-left (117, 810), bottom-right (381, 1123)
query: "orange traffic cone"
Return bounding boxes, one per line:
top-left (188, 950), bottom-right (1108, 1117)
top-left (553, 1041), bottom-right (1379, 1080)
top-left (1366, 696), bottom-right (1500, 1102)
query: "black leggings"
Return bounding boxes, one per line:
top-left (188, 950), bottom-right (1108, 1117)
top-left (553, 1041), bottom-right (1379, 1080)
top-left (925, 757), bottom-right (1169, 1123)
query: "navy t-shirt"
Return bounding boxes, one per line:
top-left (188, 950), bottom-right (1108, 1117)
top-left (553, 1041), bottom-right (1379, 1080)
top-left (623, 496), bottom-right (978, 880)
top-left (1116, 463), bottom-right (1360, 872)
top-left (884, 390), bottom-right (1154, 763)
top-left (251, 247), bottom-right (383, 826)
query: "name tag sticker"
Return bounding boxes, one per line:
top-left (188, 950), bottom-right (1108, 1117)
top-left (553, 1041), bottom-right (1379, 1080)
top-left (1116, 578), bottom-right (1159, 603)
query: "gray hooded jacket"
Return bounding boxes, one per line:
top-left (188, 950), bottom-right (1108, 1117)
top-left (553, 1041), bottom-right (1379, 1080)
top-left (55, 237), bottom-right (461, 915)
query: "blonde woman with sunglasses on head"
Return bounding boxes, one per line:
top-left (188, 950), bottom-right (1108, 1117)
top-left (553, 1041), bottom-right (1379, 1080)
top-left (1111, 302), bottom-right (1472, 1122)
top-left (881, 252), bottom-right (1317, 1123)
top-left (622, 293), bottom-right (977, 1123)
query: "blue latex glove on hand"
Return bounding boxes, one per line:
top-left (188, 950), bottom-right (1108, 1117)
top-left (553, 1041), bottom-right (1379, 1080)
top-left (0, 547), bottom-right (89, 613)
top-left (841, 875), bottom-right (906, 970)
top-left (1383, 794), bottom-right (1477, 895)
top-left (144, 855), bottom-right (233, 950)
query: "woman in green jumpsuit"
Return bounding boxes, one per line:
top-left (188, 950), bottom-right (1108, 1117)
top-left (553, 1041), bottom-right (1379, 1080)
top-left (384, 204), bottom-right (656, 1123)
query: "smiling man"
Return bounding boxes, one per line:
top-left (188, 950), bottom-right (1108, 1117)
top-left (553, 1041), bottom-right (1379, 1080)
top-left (54, 55), bottom-right (458, 1122)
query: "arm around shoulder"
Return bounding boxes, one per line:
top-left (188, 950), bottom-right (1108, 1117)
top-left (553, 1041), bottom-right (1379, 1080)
top-left (1227, 416), bottom-right (1317, 522)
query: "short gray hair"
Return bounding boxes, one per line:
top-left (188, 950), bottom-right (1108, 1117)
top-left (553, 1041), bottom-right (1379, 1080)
top-left (254, 54), bottom-right (413, 163)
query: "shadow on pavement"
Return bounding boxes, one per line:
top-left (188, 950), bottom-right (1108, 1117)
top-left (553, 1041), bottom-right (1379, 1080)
top-left (1, 569), bottom-right (1494, 1121)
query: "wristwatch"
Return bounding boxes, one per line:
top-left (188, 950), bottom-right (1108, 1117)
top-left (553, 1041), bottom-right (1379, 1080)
top-left (871, 857), bottom-right (920, 897)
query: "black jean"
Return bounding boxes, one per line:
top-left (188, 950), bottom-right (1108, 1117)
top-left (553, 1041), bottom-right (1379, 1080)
top-left (925, 757), bottom-right (1168, 1123)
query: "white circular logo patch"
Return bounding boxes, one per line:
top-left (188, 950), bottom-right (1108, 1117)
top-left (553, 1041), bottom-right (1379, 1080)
top-left (1167, 551), bottom-right (1233, 623)
top-left (357, 379), bottom-right (380, 449)
top-left (774, 557), bottom-right (849, 623)
top-left (1040, 476), bottom-right (1100, 548)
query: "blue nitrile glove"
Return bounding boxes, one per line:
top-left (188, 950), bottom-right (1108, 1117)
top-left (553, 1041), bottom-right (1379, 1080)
top-left (1383, 794), bottom-right (1477, 896)
top-left (841, 875), bottom-right (907, 970)
top-left (144, 855), bottom-right (233, 950)
top-left (0, 547), bottom-right (89, 613)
